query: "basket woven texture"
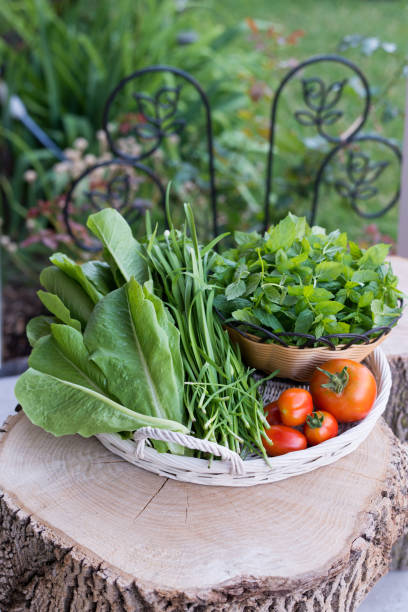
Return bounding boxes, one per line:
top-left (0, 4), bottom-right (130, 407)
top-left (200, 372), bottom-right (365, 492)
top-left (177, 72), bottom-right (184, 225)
top-left (227, 327), bottom-right (386, 382)
top-left (96, 348), bottom-right (391, 487)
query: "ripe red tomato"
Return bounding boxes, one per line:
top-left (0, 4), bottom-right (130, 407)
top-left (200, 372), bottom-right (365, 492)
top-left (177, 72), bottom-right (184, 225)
top-left (310, 359), bottom-right (377, 423)
top-left (304, 411), bottom-right (338, 446)
top-left (264, 401), bottom-right (282, 426)
top-left (262, 425), bottom-right (307, 457)
top-left (277, 388), bottom-right (313, 426)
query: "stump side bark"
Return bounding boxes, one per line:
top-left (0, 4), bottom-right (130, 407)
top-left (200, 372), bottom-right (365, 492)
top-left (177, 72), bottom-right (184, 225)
top-left (1, 414), bottom-right (407, 612)
top-left (382, 256), bottom-right (408, 568)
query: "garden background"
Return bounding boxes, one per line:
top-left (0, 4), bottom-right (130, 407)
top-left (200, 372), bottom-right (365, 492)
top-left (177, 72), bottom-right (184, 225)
top-left (0, 0), bottom-right (407, 364)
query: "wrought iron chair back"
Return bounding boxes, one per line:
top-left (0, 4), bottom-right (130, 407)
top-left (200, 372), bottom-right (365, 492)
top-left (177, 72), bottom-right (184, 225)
top-left (263, 54), bottom-right (401, 232)
top-left (63, 54), bottom-right (401, 251)
top-left (63, 65), bottom-right (217, 251)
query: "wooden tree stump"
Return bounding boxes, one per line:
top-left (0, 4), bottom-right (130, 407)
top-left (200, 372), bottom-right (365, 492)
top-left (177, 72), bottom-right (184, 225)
top-left (382, 255), bottom-right (408, 568)
top-left (1, 413), bottom-right (407, 612)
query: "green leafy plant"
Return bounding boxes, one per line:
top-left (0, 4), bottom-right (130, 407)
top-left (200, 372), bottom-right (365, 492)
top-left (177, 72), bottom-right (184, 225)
top-left (212, 213), bottom-right (403, 345)
top-left (143, 197), bottom-right (272, 458)
top-left (16, 201), bottom-right (274, 460)
top-left (15, 209), bottom-right (188, 449)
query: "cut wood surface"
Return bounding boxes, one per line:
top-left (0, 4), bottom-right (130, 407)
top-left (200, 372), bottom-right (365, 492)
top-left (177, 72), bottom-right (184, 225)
top-left (0, 413), bottom-right (407, 611)
top-left (383, 256), bottom-right (408, 568)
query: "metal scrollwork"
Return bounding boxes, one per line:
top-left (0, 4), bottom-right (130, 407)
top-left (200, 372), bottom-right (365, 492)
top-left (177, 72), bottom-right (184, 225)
top-left (295, 77), bottom-right (347, 139)
top-left (132, 85), bottom-right (186, 142)
top-left (64, 66), bottom-right (218, 249)
top-left (335, 151), bottom-right (388, 203)
top-left (264, 54), bottom-right (374, 230)
top-left (312, 134), bottom-right (401, 222)
top-left (63, 160), bottom-right (165, 251)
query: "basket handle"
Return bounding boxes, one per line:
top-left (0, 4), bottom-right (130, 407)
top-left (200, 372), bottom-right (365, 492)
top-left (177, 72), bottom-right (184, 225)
top-left (133, 427), bottom-right (246, 476)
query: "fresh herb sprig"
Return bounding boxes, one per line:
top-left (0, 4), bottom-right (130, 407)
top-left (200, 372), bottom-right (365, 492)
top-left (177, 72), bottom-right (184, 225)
top-left (213, 213), bottom-right (403, 346)
top-left (144, 196), bottom-right (273, 458)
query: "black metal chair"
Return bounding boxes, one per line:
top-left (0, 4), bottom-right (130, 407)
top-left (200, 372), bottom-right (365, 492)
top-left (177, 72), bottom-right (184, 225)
top-left (263, 55), bottom-right (401, 232)
top-left (63, 66), bottom-right (217, 250)
top-left (62, 54), bottom-right (401, 248)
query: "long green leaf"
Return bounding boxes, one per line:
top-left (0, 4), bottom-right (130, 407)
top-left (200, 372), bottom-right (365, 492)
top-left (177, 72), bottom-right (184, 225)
top-left (81, 261), bottom-right (116, 295)
top-left (16, 323), bottom-right (188, 437)
top-left (87, 208), bottom-right (148, 285)
top-left (37, 291), bottom-right (81, 331)
top-left (26, 315), bottom-right (55, 347)
top-left (15, 369), bottom-right (187, 437)
top-left (40, 266), bottom-right (94, 327)
top-left (50, 252), bottom-right (103, 303)
top-left (84, 279), bottom-right (185, 427)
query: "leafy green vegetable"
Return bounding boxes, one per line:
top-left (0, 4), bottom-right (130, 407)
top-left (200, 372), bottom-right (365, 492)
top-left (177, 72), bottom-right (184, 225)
top-left (84, 279), bottom-right (185, 451)
top-left (26, 316), bottom-right (55, 347)
top-left (15, 368), bottom-right (187, 438)
top-left (87, 208), bottom-right (148, 285)
top-left (50, 252), bottom-right (103, 303)
top-left (143, 197), bottom-right (272, 459)
top-left (81, 261), bottom-right (116, 295)
top-left (213, 213), bottom-right (403, 345)
top-left (37, 290), bottom-right (81, 331)
top-left (16, 295), bottom-right (188, 440)
top-left (40, 266), bottom-right (94, 328)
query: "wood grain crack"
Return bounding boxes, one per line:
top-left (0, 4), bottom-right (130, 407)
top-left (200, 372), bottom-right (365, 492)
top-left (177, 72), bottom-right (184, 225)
top-left (134, 479), bottom-right (168, 522)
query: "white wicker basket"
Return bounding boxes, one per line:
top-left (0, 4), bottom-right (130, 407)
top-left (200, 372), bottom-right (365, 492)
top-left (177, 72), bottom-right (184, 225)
top-left (96, 348), bottom-right (391, 487)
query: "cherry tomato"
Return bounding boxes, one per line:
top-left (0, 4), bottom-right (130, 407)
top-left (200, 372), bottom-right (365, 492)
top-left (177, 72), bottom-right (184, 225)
top-left (262, 425), bottom-right (307, 457)
top-left (304, 410), bottom-right (338, 446)
top-left (277, 388), bottom-right (313, 426)
top-left (264, 401), bottom-right (282, 426)
top-left (310, 359), bottom-right (377, 423)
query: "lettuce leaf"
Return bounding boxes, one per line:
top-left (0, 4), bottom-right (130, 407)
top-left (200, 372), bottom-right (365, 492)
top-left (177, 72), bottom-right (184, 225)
top-left (15, 322), bottom-right (188, 438)
top-left (40, 266), bottom-right (94, 328)
top-left (87, 208), bottom-right (148, 285)
top-left (26, 316), bottom-right (55, 347)
top-left (50, 252), bottom-right (103, 303)
top-left (84, 279), bottom-right (185, 432)
top-left (37, 290), bottom-right (81, 331)
top-left (16, 279), bottom-right (187, 447)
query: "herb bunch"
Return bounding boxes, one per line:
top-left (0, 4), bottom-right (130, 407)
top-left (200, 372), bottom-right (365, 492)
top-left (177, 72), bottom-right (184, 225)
top-left (144, 201), bottom-right (272, 458)
top-left (212, 213), bottom-right (403, 346)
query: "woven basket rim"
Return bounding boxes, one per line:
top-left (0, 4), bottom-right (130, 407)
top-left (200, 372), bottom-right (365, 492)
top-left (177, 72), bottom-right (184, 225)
top-left (96, 348), bottom-right (391, 486)
top-left (229, 328), bottom-right (386, 352)
top-left (224, 319), bottom-right (399, 352)
top-left (218, 300), bottom-right (403, 350)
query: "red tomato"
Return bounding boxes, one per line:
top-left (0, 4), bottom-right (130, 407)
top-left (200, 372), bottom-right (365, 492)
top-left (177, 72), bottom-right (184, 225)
top-left (310, 359), bottom-right (377, 423)
top-left (277, 388), bottom-right (313, 426)
top-left (262, 425), bottom-right (307, 457)
top-left (264, 401), bottom-right (282, 426)
top-left (304, 410), bottom-right (338, 446)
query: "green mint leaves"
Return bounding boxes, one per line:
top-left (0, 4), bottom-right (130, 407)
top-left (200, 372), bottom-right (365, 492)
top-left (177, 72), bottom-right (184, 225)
top-left (213, 213), bottom-right (403, 345)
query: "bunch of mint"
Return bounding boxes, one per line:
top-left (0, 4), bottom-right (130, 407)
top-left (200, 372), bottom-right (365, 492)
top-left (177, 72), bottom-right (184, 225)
top-left (213, 214), bottom-right (403, 346)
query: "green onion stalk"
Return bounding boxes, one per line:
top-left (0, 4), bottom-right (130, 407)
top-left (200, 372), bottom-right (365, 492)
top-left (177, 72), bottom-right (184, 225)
top-left (144, 195), bottom-right (273, 459)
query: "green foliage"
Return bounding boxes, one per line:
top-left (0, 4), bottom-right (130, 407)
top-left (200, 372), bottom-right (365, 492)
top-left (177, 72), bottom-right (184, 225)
top-left (213, 213), bottom-right (404, 345)
top-left (1, 0), bottom-right (405, 285)
top-left (39, 266), bottom-right (95, 328)
top-left (16, 323), bottom-right (188, 438)
top-left (86, 208), bottom-right (149, 284)
top-left (15, 217), bottom-right (188, 443)
top-left (16, 203), bottom-right (273, 459)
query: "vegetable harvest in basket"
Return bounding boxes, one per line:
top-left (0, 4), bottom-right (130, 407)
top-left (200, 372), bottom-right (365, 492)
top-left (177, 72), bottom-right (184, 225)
top-left (15, 204), bottom-right (402, 462)
top-left (15, 202), bottom-right (272, 460)
top-left (212, 213), bottom-right (403, 345)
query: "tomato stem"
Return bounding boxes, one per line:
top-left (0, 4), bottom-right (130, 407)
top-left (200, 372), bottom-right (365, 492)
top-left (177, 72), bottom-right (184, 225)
top-left (306, 412), bottom-right (324, 429)
top-left (317, 365), bottom-right (349, 394)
